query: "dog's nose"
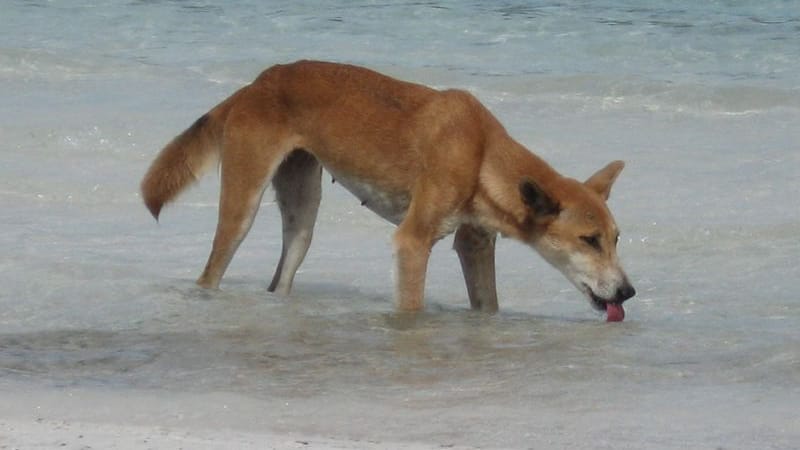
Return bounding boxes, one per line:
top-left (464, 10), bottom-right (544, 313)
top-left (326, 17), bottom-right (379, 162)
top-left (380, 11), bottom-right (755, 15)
top-left (615, 283), bottom-right (636, 303)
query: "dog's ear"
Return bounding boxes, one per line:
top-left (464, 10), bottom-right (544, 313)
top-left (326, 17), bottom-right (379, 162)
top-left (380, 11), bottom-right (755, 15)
top-left (585, 160), bottom-right (625, 200)
top-left (519, 179), bottom-right (560, 218)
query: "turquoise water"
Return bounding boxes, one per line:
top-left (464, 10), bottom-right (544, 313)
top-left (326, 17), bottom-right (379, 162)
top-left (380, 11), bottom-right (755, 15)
top-left (1, 2), bottom-right (799, 448)
top-left (4, 1), bottom-right (799, 85)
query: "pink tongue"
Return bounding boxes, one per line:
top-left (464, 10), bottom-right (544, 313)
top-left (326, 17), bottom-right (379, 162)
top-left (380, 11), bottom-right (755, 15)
top-left (606, 303), bottom-right (625, 322)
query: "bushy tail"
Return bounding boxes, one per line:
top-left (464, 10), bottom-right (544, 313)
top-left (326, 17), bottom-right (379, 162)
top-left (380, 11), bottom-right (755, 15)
top-left (140, 113), bottom-right (221, 220)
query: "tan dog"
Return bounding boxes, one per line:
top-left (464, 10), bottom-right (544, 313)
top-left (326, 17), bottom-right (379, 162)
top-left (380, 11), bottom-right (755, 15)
top-left (141, 60), bottom-right (635, 315)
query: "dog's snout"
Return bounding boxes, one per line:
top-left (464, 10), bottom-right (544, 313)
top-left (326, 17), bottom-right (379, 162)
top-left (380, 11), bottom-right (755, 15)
top-left (615, 283), bottom-right (636, 303)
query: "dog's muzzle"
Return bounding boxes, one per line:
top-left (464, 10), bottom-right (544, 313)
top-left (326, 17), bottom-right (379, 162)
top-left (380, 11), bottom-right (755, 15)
top-left (615, 281), bottom-right (636, 303)
top-left (585, 279), bottom-right (636, 311)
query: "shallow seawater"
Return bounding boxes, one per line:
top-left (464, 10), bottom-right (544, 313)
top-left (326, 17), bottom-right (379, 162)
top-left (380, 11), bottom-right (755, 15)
top-left (2, 1), bottom-right (799, 448)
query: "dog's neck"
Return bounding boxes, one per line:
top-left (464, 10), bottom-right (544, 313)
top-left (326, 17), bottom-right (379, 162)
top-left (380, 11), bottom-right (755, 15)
top-left (472, 135), bottom-right (561, 240)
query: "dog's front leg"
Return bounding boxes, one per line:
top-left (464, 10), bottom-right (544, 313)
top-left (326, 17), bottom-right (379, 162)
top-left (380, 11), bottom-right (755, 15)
top-left (453, 224), bottom-right (499, 312)
top-left (392, 220), bottom-right (435, 312)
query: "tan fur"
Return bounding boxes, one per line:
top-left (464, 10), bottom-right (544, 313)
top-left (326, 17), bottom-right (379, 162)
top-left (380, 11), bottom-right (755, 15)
top-left (141, 114), bottom-right (221, 219)
top-left (141, 60), bottom-right (635, 312)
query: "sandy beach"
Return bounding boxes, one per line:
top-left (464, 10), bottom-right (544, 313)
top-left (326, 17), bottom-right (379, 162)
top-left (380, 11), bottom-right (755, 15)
top-left (1, 387), bottom-right (479, 450)
top-left (1, 420), bottom-right (462, 449)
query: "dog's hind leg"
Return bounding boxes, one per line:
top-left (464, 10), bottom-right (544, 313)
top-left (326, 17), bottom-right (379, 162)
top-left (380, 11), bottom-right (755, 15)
top-left (453, 224), bottom-right (499, 312)
top-left (268, 150), bottom-right (322, 295)
top-left (197, 122), bottom-right (290, 289)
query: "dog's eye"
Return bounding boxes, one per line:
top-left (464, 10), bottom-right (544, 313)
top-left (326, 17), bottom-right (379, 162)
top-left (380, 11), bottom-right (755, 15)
top-left (615, 233), bottom-right (620, 246)
top-left (581, 235), bottom-right (602, 251)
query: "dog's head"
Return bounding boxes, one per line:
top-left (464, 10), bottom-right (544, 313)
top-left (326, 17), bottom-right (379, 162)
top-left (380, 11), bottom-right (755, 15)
top-left (520, 161), bottom-right (635, 313)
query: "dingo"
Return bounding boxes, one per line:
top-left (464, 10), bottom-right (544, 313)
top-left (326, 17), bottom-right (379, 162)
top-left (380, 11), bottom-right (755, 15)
top-left (141, 60), bottom-right (635, 316)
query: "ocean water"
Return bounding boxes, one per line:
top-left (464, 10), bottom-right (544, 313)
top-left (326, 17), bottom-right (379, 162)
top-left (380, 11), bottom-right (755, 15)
top-left (1, 1), bottom-right (799, 448)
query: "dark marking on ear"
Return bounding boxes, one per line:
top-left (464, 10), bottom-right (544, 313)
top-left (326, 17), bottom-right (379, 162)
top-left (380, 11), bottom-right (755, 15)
top-left (361, 199), bottom-right (367, 206)
top-left (519, 179), bottom-right (560, 218)
top-left (188, 113), bottom-right (209, 133)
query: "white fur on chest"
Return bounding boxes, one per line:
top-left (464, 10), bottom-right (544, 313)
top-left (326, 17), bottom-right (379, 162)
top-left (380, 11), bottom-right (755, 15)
top-left (328, 170), bottom-right (410, 225)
